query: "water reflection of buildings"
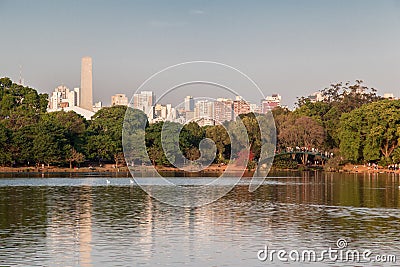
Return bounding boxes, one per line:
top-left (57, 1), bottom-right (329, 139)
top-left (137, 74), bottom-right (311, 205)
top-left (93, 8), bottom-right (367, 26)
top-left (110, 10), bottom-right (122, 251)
top-left (135, 186), bottom-right (277, 263)
top-left (137, 193), bottom-right (155, 260)
top-left (78, 187), bottom-right (92, 267)
top-left (46, 187), bottom-right (93, 267)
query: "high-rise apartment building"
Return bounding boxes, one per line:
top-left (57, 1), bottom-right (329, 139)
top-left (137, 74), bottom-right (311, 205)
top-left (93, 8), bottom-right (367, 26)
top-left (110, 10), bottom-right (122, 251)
top-left (233, 97), bottom-right (250, 117)
top-left (133, 91), bottom-right (155, 117)
top-left (194, 100), bottom-right (214, 119)
top-left (47, 85), bottom-right (94, 120)
top-left (185, 111), bottom-right (195, 122)
top-left (184, 96), bottom-right (194, 111)
top-left (48, 85), bottom-right (79, 110)
top-left (213, 98), bottom-right (233, 123)
top-left (80, 56), bottom-right (93, 111)
top-left (250, 103), bottom-right (261, 113)
top-left (152, 103), bottom-right (177, 123)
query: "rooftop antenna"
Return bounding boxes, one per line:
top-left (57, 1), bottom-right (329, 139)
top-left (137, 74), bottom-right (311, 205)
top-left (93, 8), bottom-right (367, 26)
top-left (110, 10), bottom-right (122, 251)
top-left (19, 65), bottom-right (23, 85)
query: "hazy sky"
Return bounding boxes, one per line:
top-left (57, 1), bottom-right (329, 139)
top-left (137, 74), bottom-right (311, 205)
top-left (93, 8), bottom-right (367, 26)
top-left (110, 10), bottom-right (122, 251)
top-left (1, 0), bottom-right (399, 107)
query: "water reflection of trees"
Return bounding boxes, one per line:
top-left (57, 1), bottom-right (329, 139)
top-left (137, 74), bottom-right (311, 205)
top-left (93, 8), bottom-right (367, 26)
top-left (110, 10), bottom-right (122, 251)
top-left (218, 172), bottom-right (400, 246)
top-left (0, 187), bottom-right (47, 237)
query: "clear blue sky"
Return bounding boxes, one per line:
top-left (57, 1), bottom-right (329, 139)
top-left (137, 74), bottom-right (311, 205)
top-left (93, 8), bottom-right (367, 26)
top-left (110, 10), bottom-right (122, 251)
top-left (0, 0), bottom-right (399, 107)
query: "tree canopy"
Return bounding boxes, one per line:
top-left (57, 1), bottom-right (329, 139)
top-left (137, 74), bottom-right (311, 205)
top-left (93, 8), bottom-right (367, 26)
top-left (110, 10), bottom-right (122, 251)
top-left (339, 100), bottom-right (400, 164)
top-left (295, 80), bottom-right (382, 148)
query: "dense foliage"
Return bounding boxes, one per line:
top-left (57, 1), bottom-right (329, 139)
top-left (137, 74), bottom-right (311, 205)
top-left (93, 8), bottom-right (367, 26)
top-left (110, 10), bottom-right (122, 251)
top-left (0, 77), bottom-right (126, 167)
top-left (294, 80), bottom-right (382, 148)
top-left (339, 100), bottom-right (400, 165)
top-left (0, 77), bottom-right (398, 168)
top-left (273, 80), bottom-right (392, 166)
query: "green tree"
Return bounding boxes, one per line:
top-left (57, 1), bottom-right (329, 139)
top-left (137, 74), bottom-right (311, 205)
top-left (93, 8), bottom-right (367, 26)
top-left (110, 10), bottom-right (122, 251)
top-left (226, 120), bottom-right (248, 159)
top-left (160, 121), bottom-right (183, 165)
top-left (122, 108), bottom-right (149, 166)
top-left (11, 125), bottom-right (36, 165)
top-left (339, 100), bottom-right (400, 164)
top-left (0, 77), bottom-right (48, 129)
top-left (180, 122), bottom-right (204, 146)
top-left (278, 115), bottom-right (325, 164)
top-left (65, 147), bottom-right (85, 169)
top-left (391, 148), bottom-right (400, 164)
top-left (145, 122), bottom-right (168, 165)
top-left (33, 111), bottom-right (86, 166)
top-left (338, 111), bottom-right (363, 162)
top-left (0, 122), bottom-right (11, 166)
top-left (33, 114), bottom-right (69, 166)
top-left (240, 113), bottom-right (262, 160)
top-left (295, 80), bottom-right (382, 149)
top-left (0, 77), bottom-right (49, 166)
top-left (85, 106), bottom-right (127, 164)
top-left (185, 147), bottom-right (200, 161)
top-left (205, 125), bottom-right (229, 163)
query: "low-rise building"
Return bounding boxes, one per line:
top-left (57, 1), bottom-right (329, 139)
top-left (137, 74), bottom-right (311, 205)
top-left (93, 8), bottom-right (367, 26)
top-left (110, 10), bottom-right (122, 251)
top-left (261, 94), bottom-right (281, 113)
top-left (93, 101), bottom-right (102, 113)
top-left (111, 94), bottom-right (129, 106)
top-left (308, 92), bottom-right (325, 103)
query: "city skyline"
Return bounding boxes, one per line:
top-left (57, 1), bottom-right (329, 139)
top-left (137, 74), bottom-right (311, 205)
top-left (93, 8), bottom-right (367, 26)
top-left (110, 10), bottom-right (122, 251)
top-left (46, 73), bottom-right (397, 123)
top-left (43, 55), bottom-right (396, 124)
top-left (1, 1), bottom-right (399, 107)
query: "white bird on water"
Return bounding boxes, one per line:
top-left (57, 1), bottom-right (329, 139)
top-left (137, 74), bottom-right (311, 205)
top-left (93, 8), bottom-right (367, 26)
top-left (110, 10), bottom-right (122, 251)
top-left (130, 178), bottom-right (134, 184)
top-left (106, 179), bottom-right (110, 185)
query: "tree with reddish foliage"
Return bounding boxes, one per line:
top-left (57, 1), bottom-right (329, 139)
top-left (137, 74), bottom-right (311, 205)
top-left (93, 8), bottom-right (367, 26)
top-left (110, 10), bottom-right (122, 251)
top-left (236, 149), bottom-right (254, 170)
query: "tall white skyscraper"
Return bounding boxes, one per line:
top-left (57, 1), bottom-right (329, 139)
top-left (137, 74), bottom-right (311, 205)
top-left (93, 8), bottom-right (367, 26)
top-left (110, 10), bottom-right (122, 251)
top-left (80, 56), bottom-right (93, 111)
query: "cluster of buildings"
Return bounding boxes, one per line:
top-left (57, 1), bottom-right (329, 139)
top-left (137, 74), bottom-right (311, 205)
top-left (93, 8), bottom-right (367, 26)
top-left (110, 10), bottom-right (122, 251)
top-left (51, 57), bottom-right (399, 126)
top-left (48, 56), bottom-right (99, 119)
top-left (48, 56), bottom-right (398, 125)
top-left (128, 92), bottom-right (283, 126)
top-left (48, 56), bottom-right (397, 126)
top-left (47, 57), bottom-right (285, 124)
top-left (48, 56), bottom-right (128, 119)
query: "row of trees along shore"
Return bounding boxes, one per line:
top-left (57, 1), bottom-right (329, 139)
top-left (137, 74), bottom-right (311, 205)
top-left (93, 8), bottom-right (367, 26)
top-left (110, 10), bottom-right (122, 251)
top-left (1, 77), bottom-right (400, 169)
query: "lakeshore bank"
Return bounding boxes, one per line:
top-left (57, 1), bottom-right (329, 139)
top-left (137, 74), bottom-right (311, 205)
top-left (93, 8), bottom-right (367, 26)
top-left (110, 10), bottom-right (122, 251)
top-left (1, 163), bottom-right (400, 174)
top-left (0, 164), bottom-right (243, 175)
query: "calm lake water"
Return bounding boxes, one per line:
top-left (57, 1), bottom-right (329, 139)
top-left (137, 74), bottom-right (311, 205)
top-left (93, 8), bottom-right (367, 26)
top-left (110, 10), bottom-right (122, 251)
top-left (0, 171), bottom-right (399, 266)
